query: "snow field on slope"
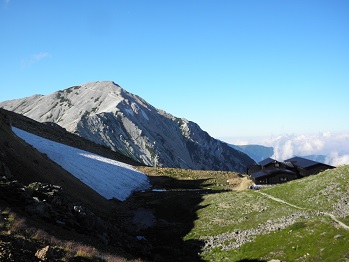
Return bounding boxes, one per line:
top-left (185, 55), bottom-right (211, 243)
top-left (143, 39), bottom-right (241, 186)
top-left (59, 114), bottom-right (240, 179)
top-left (12, 127), bottom-right (151, 201)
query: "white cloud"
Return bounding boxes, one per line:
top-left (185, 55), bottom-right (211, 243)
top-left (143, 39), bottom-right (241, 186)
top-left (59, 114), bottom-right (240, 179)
top-left (325, 152), bottom-right (349, 166)
top-left (21, 52), bottom-right (51, 68)
top-left (226, 132), bottom-right (349, 167)
top-left (32, 52), bottom-right (50, 60)
top-left (258, 133), bottom-right (349, 166)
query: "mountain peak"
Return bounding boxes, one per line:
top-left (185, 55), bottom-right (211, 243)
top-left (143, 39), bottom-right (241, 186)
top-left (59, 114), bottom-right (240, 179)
top-left (0, 81), bottom-right (255, 171)
top-left (83, 80), bottom-right (120, 87)
top-left (78, 81), bottom-right (122, 93)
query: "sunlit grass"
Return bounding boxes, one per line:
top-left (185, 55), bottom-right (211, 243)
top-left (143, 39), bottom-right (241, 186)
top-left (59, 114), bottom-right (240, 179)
top-left (202, 216), bottom-right (349, 261)
top-left (262, 165), bottom-right (349, 214)
top-left (185, 190), bottom-right (297, 240)
top-left (178, 165), bottom-right (349, 261)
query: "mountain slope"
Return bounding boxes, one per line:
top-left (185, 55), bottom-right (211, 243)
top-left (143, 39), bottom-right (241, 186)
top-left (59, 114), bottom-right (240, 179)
top-left (12, 127), bottom-right (150, 201)
top-left (1, 108), bottom-right (142, 166)
top-left (0, 109), bottom-right (152, 260)
top-left (0, 81), bottom-right (255, 172)
top-left (229, 144), bottom-right (274, 162)
top-left (0, 108), bottom-right (116, 213)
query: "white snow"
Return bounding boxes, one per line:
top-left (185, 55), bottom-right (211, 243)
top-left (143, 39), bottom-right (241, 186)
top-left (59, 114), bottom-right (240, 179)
top-left (12, 127), bottom-right (150, 201)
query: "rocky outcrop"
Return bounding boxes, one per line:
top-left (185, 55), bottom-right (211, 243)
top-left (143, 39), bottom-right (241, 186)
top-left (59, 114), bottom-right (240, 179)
top-left (0, 174), bottom-right (153, 258)
top-left (34, 246), bottom-right (63, 261)
top-left (0, 176), bottom-right (109, 244)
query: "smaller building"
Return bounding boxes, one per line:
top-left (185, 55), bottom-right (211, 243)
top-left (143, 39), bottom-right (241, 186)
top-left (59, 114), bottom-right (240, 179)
top-left (247, 157), bottom-right (276, 175)
top-left (248, 156), bottom-right (335, 185)
top-left (284, 157), bottom-right (335, 177)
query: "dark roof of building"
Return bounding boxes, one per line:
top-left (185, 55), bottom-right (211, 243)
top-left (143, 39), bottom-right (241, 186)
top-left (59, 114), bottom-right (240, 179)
top-left (250, 170), bottom-right (268, 179)
top-left (284, 156), bottom-right (333, 169)
top-left (258, 157), bottom-right (276, 166)
top-left (248, 164), bottom-right (262, 170)
top-left (283, 161), bottom-right (295, 168)
top-left (251, 168), bottom-right (297, 179)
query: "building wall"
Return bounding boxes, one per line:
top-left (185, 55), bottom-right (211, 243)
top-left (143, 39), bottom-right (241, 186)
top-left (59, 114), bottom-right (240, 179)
top-left (254, 173), bottom-right (298, 185)
top-left (247, 165), bottom-right (261, 175)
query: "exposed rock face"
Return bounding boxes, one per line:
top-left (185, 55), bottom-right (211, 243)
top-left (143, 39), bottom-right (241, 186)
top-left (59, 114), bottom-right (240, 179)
top-left (0, 81), bottom-right (255, 172)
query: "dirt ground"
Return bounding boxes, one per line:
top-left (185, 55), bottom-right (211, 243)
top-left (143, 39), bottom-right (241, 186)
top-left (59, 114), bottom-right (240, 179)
top-left (233, 177), bottom-right (253, 191)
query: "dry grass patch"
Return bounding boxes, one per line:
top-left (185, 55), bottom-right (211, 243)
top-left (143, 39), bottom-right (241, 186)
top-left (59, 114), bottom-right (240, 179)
top-left (137, 166), bottom-right (242, 190)
top-left (0, 207), bottom-right (134, 261)
top-left (74, 244), bottom-right (99, 258)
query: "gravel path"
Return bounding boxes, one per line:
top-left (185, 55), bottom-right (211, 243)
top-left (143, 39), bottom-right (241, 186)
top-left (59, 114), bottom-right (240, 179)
top-left (257, 191), bottom-right (349, 230)
top-left (257, 192), bottom-right (305, 210)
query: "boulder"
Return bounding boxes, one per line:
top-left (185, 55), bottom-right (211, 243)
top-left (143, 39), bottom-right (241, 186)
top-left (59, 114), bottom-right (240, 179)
top-left (35, 246), bottom-right (50, 261)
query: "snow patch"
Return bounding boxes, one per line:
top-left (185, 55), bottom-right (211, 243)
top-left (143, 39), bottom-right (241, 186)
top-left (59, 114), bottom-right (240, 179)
top-left (12, 127), bottom-right (150, 201)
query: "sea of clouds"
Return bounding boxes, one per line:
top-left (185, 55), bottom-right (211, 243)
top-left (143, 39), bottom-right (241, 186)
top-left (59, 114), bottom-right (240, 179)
top-left (229, 133), bottom-right (349, 167)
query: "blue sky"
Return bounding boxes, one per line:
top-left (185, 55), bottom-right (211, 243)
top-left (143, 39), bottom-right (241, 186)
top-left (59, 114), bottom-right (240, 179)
top-left (1, 0), bottom-right (348, 139)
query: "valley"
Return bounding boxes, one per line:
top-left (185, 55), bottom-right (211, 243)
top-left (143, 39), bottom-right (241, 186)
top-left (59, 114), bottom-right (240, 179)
top-left (1, 84), bottom-right (349, 261)
top-left (2, 162), bottom-right (349, 261)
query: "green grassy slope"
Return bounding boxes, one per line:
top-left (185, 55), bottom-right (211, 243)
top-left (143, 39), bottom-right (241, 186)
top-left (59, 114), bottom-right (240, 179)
top-left (180, 165), bottom-right (349, 261)
top-left (262, 165), bottom-right (349, 217)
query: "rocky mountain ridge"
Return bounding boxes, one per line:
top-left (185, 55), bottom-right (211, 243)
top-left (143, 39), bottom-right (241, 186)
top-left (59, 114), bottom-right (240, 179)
top-left (0, 81), bottom-right (255, 172)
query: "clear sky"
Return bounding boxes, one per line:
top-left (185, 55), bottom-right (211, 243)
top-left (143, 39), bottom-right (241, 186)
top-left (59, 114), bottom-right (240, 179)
top-left (1, 0), bottom-right (348, 139)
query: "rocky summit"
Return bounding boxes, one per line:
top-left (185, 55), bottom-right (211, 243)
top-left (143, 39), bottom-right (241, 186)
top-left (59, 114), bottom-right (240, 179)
top-left (0, 81), bottom-right (255, 172)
